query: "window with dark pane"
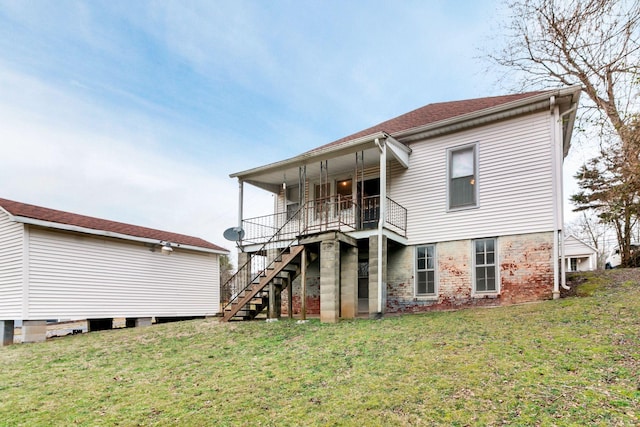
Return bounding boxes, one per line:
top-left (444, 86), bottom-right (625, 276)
top-left (448, 145), bottom-right (477, 209)
top-left (416, 245), bottom-right (436, 295)
top-left (474, 238), bottom-right (496, 292)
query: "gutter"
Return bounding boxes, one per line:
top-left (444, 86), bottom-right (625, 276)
top-left (12, 216), bottom-right (229, 255)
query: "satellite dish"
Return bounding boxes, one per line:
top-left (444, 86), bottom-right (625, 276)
top-left (223, 226), bottom-right (245, 241)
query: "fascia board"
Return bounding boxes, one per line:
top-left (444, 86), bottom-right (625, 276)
top-left (384, 134), bottom-right (411, 168)
top-left (230, 131), bottom-right (387, 180)
top-left (0, 205), bottom-right (16, 221)
top-left (13, 216), bottom-right (229, 255)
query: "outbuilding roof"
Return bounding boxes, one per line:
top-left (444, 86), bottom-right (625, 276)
top-left (0, 197), bottom-right (228, 254)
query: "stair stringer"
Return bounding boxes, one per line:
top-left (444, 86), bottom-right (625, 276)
top-left (222, 245), bottom-right (305, 322)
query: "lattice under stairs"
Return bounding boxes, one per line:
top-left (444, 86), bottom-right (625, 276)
top-left (222, 245), bottom-right (306, 322)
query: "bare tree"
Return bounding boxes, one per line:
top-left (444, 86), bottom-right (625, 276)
top-left (566, 211), bottom-right (610, 266)
top-left (566, 211), bottom-right (605, 250)
top-left (489, 0), bottom-right (640, 143)
top-left (488, 0), bottom-right (640, 264)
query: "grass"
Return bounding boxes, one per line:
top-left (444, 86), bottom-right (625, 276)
top-left (1, 271), bottom-right (639, 426)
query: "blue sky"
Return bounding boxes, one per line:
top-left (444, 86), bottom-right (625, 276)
top-left (0, 1), bottom-right (583, 251)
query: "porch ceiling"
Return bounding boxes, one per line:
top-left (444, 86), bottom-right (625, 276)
top-left (234, 133), bottom-right (406, 193)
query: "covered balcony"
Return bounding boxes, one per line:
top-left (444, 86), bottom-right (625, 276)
top-left (240, 194), bottom-right (407, 246)
top-left (230, 132), bottom-right (411, 249)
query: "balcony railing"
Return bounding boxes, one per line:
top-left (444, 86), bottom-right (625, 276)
top-left (240, 195), bottom-right (407, 245)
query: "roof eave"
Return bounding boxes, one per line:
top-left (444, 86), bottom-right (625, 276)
top-left (13, 216), bottom-right (229, 255)
top-left (395, 85), bottom-right (583, 143)
top-left (230, 85), bottom-right (582, 180)
top-left (230, 131), bottom-right (388, 180)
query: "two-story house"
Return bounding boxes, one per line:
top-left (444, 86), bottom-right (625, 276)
top-left (222, 86), bottom-right (581, 323)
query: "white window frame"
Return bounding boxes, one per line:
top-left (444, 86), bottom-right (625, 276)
top-left (447, 142), bottom-right (479, 211)
top-left (473, 237), bottom-right (499, 295)
top-left (415, 244), bottom-right (437, 298)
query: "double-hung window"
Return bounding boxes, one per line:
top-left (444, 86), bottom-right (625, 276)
top-left (448, 144), bottom-right (477, 210)
top-left (474, 238), bottom-right (497, 293)
top-left (416, 245), bottom-right (436, 295)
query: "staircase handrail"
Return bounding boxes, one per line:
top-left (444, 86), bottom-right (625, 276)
top-left (221, 202), bottom-right (308, 313)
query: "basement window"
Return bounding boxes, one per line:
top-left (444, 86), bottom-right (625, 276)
top-left (416, 245), bottom-right (436, 296)
top-left (474, 238), bottom-right (497, 293)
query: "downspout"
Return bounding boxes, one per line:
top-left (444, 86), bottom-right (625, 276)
top-left (238, 179), bottom-right (244, 247)
top-left (551, 95), bottom-right (576, 297)
top-left (558, 103), bottom-right (577, 291)
top-left (375, 137), bottom-right (386, 316)
top-left (549, 96), bottom-right (561, 299)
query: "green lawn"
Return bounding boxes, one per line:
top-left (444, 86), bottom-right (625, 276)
top-left (1, 271), bottom-right (638, 426)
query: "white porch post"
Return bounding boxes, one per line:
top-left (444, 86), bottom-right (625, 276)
top-left (377, 137), bottom-right (387, 315)
top-left (238, 179), bottom-right (244, 230)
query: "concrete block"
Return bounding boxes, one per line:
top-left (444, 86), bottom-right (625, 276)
top-left (22, 320), bottom-right (46, 343)
top-left (340, 245), bottom-right (358, 319)
top-left (368, 235), bottom-right (387, 318)
top-left (1, 320), bottom-right (14, 346)
top-left (320, 239), bottom-right (340, 323)
top-left (137, 317), bottom-right (152, 327)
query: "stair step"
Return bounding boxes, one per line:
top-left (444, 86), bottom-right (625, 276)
top-left (222, 244), bottom-right (305, 322)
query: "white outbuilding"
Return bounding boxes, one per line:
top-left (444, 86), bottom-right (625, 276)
top-left (0, 197), bottom-right (228, 345)
top-left (564, 234), bottom-right (598, 272)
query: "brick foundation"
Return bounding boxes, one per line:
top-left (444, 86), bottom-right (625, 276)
top-left (280, 232), bottom-right (555, 318)
top-left (387, 232), bottom-right (554, 313)
top-left (281, 264), bottom-right (321, 315)
top-left (499, 233), bottom-right (554, 303)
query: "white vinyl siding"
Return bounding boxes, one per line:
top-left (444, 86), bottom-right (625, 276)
top-left (0, 210), bottom-right (23, 318)
top-left (389, 111), bottom-right (555, 244)
top-left (24, 227), bottom-right (219, 319)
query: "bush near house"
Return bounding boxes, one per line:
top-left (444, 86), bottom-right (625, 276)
top-left (0, 271), bottom-right (638, 426)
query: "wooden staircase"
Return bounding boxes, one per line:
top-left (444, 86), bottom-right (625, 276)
top-left (222, 245), bottom-right (305, 322)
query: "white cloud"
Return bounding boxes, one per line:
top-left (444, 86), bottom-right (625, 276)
top-left (0, 66), bottom-right (270, 252)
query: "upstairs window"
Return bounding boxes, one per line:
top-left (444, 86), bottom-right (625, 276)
top-left (448, 144), bottom-right (477, 210)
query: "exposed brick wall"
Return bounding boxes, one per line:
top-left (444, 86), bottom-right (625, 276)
top-left (386, 232), bottom-right (555, 313)
top-left (499, 232), bottom-right (554, 303)
top-left (281, 261), bottom-right (321, 315)
top-left (277, 231), bottom-right (555, 318)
